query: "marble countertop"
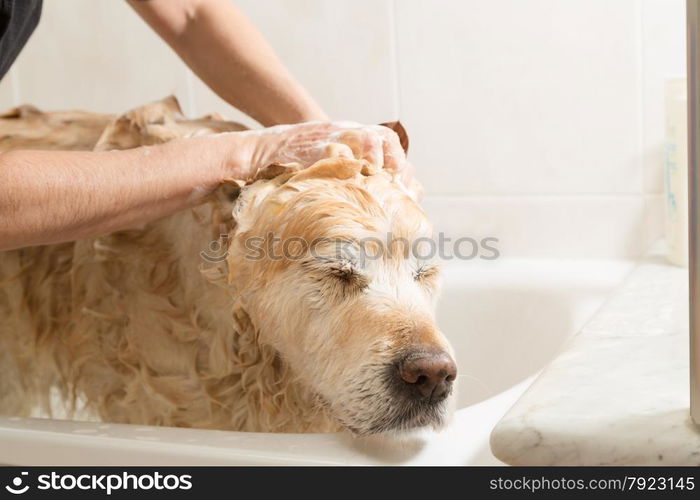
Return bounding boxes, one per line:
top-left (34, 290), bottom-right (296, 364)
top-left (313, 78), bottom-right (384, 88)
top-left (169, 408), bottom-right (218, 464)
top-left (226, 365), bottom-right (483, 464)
top-left (490, 252), bottom-right (700, 465)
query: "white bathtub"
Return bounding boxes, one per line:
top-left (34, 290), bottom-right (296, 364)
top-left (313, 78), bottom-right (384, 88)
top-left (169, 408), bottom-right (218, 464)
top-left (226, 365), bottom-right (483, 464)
top-left (0, 258), bottom-right (633, 465)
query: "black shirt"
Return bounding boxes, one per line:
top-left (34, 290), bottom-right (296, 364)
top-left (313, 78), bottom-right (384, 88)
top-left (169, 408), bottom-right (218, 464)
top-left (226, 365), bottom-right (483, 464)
top-left (0, 0), bottom-right (42, 80)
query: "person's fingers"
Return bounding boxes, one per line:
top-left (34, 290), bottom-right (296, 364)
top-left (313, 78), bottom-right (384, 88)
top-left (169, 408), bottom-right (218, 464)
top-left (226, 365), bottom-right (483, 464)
top-left (399, 161), bottom-right (416, 186)
top-left (402, 167), bottom-right (424, 201)
top-left (368, 125), bottom-right (406, 173)
top-left (324, 142), bottom-right (355, 159)
top-left (330, 129), bottom-right (363, 158)
top-left (359, 131), bottom-right (383, 168)
top-left (326, 129), bottom-right (382, 168)
top-left (262, 123), bottom-right (333, 165)
top-left (250, 121), bottom-right (412, 174)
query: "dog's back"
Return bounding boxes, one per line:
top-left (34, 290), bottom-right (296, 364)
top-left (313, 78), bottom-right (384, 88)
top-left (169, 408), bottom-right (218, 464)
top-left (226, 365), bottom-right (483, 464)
top-left (0, 104), bottom-right (115, 418)
top-left (0, 98), bottom-right (272, 428)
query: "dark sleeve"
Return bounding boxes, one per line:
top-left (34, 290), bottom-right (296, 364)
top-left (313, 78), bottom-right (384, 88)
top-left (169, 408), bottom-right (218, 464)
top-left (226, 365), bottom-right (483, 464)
top-left (0, 0), bottom-right (43, 81)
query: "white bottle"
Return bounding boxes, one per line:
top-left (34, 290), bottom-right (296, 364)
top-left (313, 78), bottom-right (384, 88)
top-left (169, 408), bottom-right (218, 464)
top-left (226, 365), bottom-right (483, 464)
top-left (665, 78), bottom-right (689, 267)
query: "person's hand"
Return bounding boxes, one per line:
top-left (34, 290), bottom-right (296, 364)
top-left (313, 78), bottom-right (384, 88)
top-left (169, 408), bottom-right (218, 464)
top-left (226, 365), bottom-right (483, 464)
top-left (240, 122), bottom-right (420, 198)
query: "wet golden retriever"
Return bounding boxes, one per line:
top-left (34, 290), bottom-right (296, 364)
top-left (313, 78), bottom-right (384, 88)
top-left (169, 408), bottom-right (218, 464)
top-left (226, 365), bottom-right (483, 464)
top-left (0, 97), bottom-right (456, 435)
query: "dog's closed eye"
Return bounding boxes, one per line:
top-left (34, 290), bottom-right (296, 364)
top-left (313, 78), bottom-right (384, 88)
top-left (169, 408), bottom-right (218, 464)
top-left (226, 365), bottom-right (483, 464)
top-left (414, 264), bottom-right (440, 283)
top-left (304, 257), bottom-right (369, 298)
top-left (324, 259), bottom-right (369, 290)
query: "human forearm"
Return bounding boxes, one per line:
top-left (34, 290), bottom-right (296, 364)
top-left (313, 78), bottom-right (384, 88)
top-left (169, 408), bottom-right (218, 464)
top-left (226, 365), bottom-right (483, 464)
top-left (0, 120), bottom-right (412, 251)
top-left (128, 0), bottom-right (327, 126)
top-left (0, 134), bottom-right (246, 250)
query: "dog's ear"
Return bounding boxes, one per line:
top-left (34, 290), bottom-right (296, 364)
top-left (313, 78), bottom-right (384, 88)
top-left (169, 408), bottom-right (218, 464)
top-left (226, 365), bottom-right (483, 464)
top-left (211, 163), bottom-right (300, 220)
top-left (0, 104), bottom-right (42, 119)
top-left (213, 158), bottom-right (368, 239)
top-left (94, 96), bottom-right (185, 151)
top-left (209, 163), bottom-right (302, 236)
top-left (379, 120), bottom-right (409, 154)
top-left (217, 178), bottom-right (246, 203)
top-left (126, 95), bottom-right (184, 128)
top-left (208, 178), bottom-right (246, 244)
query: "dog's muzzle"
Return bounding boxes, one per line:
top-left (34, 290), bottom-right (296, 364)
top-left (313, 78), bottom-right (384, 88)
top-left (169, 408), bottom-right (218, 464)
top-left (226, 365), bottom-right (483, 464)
top-left (359, 349), bottom-right (457, 434)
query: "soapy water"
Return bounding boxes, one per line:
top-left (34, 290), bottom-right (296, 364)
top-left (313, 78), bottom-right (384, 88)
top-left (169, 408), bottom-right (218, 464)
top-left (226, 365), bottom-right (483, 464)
top-left (210, 121), bottom-right (419, 198)
top-left (237, 121), bottom-right (413, 181)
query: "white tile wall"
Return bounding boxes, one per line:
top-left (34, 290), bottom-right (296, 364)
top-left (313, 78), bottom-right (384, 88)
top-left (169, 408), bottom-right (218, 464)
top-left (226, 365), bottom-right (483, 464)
top-left (0, 67), bottom-right (15, 110)
top-left (192, 0), bottom-right (398, 126)
top-left (422, 195), bottom-right (649, 259)
top-left (9, 0), bottom-right (194, 115)
top-left (0, 0), bottom-right (684, 259)
top-left (396, 0), bottom-right (642, 196)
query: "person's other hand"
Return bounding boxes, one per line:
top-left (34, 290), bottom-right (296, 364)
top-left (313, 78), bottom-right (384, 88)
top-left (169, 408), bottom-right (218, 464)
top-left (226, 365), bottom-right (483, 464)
top-left (241, 122), bottom-right (421, 198)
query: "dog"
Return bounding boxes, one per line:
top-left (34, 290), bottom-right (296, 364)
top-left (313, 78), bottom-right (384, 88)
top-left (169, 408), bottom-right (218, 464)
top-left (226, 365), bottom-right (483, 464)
top-left (0, 97), bottom-right (457, 435)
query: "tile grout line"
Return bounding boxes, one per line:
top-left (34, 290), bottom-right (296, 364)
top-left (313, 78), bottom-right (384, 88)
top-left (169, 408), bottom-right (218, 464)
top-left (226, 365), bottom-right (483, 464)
top-left (637, 0), bottom-right (648, 196)
top-left (184, 68), bottom-right (197, 117)
top-left (388, 0), bottom-right (402, 120)
top-left (421, 193), bottom-right (665, 201)
top-left (636, 0), bottom-right (665, 248)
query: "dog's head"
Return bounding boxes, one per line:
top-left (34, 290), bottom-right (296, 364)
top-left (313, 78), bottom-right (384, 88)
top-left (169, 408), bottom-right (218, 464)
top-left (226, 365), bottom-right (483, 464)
top-left (222, 157), bottom-right (457, 435)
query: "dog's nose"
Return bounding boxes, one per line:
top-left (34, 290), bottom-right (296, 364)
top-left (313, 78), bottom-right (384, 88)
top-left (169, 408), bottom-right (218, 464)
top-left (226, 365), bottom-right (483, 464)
top-left (398, 352), bottom-right (457, 402)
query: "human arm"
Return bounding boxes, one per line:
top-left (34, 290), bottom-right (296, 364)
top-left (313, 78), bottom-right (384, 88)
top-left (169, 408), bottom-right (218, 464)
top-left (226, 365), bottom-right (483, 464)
top-left (0, 122), bottom-right (409, 251)
top-left (127, 0), bottom-right (327, 126)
